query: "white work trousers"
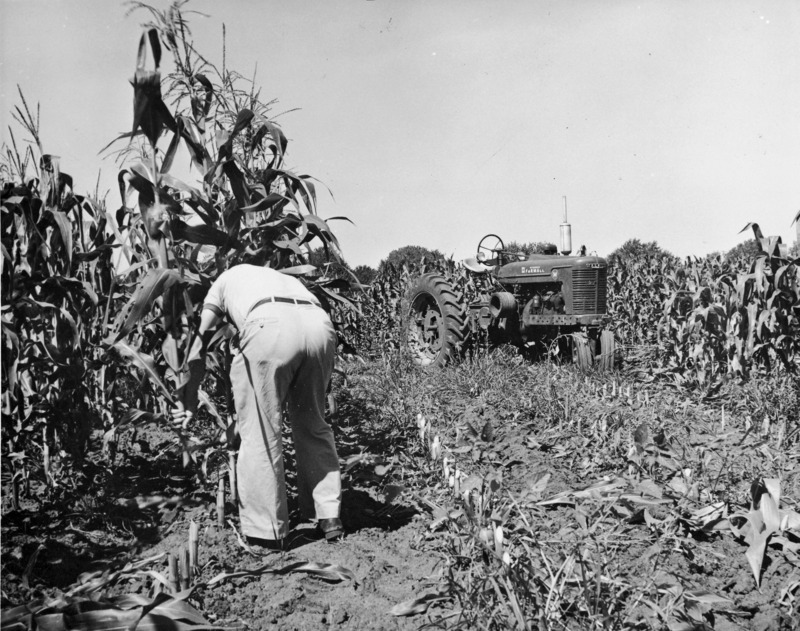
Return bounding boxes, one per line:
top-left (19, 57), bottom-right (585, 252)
top-left (230, 302), bottom-right (341, 540)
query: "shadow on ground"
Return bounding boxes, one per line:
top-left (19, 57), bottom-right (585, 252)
top-left (2, 383), bottom-right (419, 606)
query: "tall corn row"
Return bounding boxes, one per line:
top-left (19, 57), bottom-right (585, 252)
top-left (2, 130), bottom-right (125, 497)
top-left (610, 243), bottom-right (799, 388)
top-left (2, 3), bottom-right (354, 507)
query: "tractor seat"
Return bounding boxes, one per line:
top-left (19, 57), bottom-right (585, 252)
top-left (462, 257), bottom-right (493, 273)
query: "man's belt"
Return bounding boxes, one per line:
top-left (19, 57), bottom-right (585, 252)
top-left (248, 296), bottom-right (316, 314)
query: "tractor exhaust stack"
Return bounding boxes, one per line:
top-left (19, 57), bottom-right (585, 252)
top-left (560, 196), bottom-right (572, 255)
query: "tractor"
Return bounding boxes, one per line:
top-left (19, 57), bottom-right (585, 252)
top-left (405, 226), bottom-right (616, 370)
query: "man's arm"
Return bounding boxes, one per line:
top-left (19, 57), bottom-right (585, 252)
top-left (192, 307), bottom-right (223, 360)
top-left (173, 307), bottom-right (222, 426)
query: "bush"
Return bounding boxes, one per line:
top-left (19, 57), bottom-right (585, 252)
top-left (376, 245), bottom-right (443, 275)
top-left (607, 238), bottom-right (676, 268)
top-left (504, 240), bottom-right (553, 257)
top-left (725, 238), bottom-right (761, 262)
top-left (305, 246), bottom-right (354, 280)
top-left (353, 264), bottom-right (377, 285)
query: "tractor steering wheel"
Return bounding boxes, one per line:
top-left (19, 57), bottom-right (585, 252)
top-left (477, 234), bottom-right (505, 262)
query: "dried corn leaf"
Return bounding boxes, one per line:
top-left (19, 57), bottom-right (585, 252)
top-left (619, 494), bottom-right (673, 507)
top-left (1, 593), bottom-right (222, 631)
top-left (686, 502), bottom-right (729, 531)
top-left (538, 477), bottom-right (629, 506)
top-left (205, 560), bottom-right (354, 587)
top-left (684, 590), bottom-right (733, 606)
top-left (519, 472), bottom-right (551, 502)
top-left (274, 561), bottom-right (355, 583)
top-left (633, 479), bottom-right (663, 499)
top-left (781, 509), bottom-right (800, 532)
top-left (389, 592), bottom-right (447, 617)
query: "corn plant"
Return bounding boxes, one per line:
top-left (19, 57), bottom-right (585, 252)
top-left (1, 1), bottom-right (354, 510)
top-left (97, 2), bottom-right (357, 475)
top-left (1, 90), bottom-right (120, 502)
top-left (608, 229), bottom-right (799, 390)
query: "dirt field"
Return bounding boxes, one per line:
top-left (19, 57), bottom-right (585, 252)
top-left (2, 355), bottom-right (798, 630)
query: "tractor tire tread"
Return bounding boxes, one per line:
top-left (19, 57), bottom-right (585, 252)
top-left (405, 273), bottom-right (469, 367)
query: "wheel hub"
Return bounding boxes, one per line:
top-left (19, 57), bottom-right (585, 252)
top-left (408, 299), bottom-right (443, 361)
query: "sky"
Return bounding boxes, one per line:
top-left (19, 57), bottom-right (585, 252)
top-left (1, 0), bottom-right (799, 267)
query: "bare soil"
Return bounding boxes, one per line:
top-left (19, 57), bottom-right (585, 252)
top-left (1, 362), bottom-right (797, 630)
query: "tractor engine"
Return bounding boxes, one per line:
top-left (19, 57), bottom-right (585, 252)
top-left (485, 253), bottom-right (609, 342)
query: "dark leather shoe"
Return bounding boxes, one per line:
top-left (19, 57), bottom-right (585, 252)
top-left (246, 535), bottom-right (285, 551)
top-left (318, 518), bottom-right (344, 542)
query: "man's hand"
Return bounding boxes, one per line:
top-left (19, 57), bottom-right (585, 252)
top-left (171, 404), bottom-right (194, 430)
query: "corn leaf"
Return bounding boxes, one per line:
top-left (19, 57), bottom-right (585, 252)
top-left (161, 335), bottom-right (181, 373)
top-left (272, 239), bottom-right (305, 257)
top-left (323, 215), bottom-right (355, 225)
top-left (390, 592), bottom-right (447, 617)
top-left (105, 268), bottom-right (183, 344)
top-left (6, 592), bottom-right (222, 631)
top-left (273, 561), bottom-right (355, 582)
top-left (240, 193), bottom-right (285, 214)
top-left (745, 526), bottom-right (770, 588)
top-left (684, 590), bottom-right (733, 606)
top-left (111, 341), bottom-right (174, 404)
top-left (278, 264), bottom-right (317, 276)
top-left (217, 109), bottom-right (254, 162)
top-left (160, 123), bottom-right (182, 174)
top-left (261, 119), bottom-right (287, 159)
top-left (205, 561), bottom-right (354, 587)
top-left (781, 509), bottom-right (800, 531)
top-left (190, 74), bottom-right (214, 122)
top-left (116, 496), bottom-right (198, 510)
top-left (171, 220), bottom-right (233, 248)
top-left (761, 481), bottom-right (782, 532)
top-left (301, 214), bottom-right (340, 250)
top-left (49, 210), bottom-right (73, 268)
top-left (198, 390), bottom-right (227, 430)
top-left (141, 592), bottom-right (210, 625)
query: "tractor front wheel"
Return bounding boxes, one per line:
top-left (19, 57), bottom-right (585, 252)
top-left (405, 274), bottom-right (467, 367)
top-left (572, 332), bottom-right (594, 371)
top-left (598, 330), bottom-right (616, 371)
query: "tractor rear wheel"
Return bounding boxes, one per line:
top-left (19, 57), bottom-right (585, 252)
top-left (405, 274), bottom-right (467, 367)
top-left (598, 330), bottom-right (616, 371)
top-left (572, 332), bottom-right (593, 371)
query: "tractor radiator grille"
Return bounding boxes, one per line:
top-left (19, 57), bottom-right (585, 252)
top-left (572, 269), bottom-right (607, 314)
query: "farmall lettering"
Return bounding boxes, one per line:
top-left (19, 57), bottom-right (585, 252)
top-left (521, 265), bottom-right (544, 274)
